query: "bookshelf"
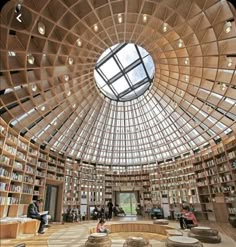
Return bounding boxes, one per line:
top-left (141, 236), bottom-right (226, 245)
top-left (1, 118), bottom-right (236, 223)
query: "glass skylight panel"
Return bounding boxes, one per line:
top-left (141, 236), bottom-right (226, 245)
top-left (143, 56), bottom-right (155, 78)
top-left (116, 44), bottom-right (139, 67)
top-left (100, 57), bottom-right (120, 79)
top-left (127, 64), bottom-right (146, 85)
top-left (112, 76), bottom-right (130, 94)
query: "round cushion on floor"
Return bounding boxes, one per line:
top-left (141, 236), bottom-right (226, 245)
top-left (190, 226), bottom-right (219, 236)
top-left (188, 232), bottom-right (221, 243)
top-left (153, 219), bottom-right (169, 225)
top-left (123, 236), bottom-right (151, 247)
top-left (166, 236), bottom-right (203, 247)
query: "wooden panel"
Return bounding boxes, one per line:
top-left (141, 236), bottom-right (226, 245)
top-left (213, 203), bottom-right (229, 223)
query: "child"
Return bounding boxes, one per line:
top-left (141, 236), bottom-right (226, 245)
top-left (96, 219), bottom-right (109, 233)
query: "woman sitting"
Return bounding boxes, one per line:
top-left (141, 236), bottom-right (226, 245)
top-left (96, 219), bottom-right (109, 233)
top-left (179, 205), bottom-right (198, 229)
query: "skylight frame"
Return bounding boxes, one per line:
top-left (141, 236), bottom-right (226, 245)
top-left (94, 43), bottom-right (154, 102)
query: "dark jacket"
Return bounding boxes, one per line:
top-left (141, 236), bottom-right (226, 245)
top-left (27, 202), bottom-right (40, 219)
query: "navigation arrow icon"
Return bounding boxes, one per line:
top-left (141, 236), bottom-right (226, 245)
top-left (16, 13), bottom-right (22, 23)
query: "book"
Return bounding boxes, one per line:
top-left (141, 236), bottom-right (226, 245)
top-left (39, 211), bottom-right (48, 216)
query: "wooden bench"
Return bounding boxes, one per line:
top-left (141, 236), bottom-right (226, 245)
top-left (0, 204), bottom-right (40, 239)
top-left (89, 222), bottom-right (174, 235)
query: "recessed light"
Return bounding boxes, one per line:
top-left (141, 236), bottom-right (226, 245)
top-left (162, 23), bottom-right (168, 32)
top-left (184, 58), bottom-right (189, 65)
top-left (68, 57), bottom-right (74, 65)
top-left (227, 57), bottom-right (233, 67)
top-left (27, 54), bottom-right (35, 65)
top-left (41, 106), bottom-right (45, 111)
top-left (178, 39), bottom-right (183, 48)
top-left (32, 84), bottom-right (37, 92)
top-left (143, 14), bottom-right (147, 23)
top-left (184, 75), bottom-right (189, 82)
top-left (64, 75), bottom-right (69, 81)
top-left (37, 22), bottom-right (45, 35)
top-left (224, 21), bottom-right (232, 33)
top-left (118, 14), bottom-right (122, 23)
top-left (67, 91), bottom-right (71, 96)
top-left (93, 24), bottom-right (98, 32)
top-left (76, 38), bottom-right (82, 47)
top-left (73, 104), bottom-right (76, 108)
top-left (220, 83), bottom-right (227, 91)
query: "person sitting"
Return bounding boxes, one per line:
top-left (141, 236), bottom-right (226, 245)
top-left (151, 205), bottom-right (164, 219)
top-left (27, 199), bottom-right (49, 234)
top-left (179, 205), bottom-right (198, 230)
top-left (96, 219), bottom-right (109, 233)
top-left (136, 204), bottom-right (142, 216)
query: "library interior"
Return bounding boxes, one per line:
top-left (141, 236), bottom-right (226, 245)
top-left (0, 0), bottom-right (236, 246)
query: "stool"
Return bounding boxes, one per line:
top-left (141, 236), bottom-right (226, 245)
top-left (166, 229), bottom-right (183, 237)
top-left (188, 226), bottom-right (221, 243)
top-left (166, 236), bottom-right (203, 247)
top-left (153, 219), bottom-right (169, 225)
top-left (123, 237), bottom-right (151, 247)
top-left (85, 233), bottom-right (112, 247)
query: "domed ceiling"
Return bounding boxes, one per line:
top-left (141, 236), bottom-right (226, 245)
top-left (0, 0), bottom-right (235, 166)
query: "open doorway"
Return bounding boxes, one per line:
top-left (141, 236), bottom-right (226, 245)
top-left (119, 192), bottom-right (137, 216)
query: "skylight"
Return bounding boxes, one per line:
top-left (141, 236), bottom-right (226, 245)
top-left (94, 43), bottom-right (155, 101)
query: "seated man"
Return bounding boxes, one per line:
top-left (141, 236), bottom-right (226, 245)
top-left (151, 205), bottom-right (164, 219)
top-left (27, 199), bottom-right (49, 234)
top-left (179, 205), bottom-right (198, 229)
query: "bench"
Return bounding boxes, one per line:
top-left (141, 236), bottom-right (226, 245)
top-left (89, 222), bottom-right (174, 235)
top-left (0, 204), bottom-right (40, 239)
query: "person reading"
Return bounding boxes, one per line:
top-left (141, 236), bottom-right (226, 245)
top-left (27, 199), bottom-right (49, 234)
top-left (96, 219), bottom-right (109, 233)
top-left (179, 205), bottom-right (198, 230)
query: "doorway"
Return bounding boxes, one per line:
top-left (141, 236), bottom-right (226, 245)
top-left (119, 192), bottom-right (137, 215)
top-left (44, 184), bottom-right (58, 221)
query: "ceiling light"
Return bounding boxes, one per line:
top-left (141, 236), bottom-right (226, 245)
top-left (68, 57), bottom-right (74, 65)
top-left (40, 106), bottom-right (45, 111)
top-left (143, 14), bottom-right (147, 23)
top-left (162, 23), bottom-right (168, 32)
top-left (64, 75), bottom-right (69, 81)
top-left (206, 105), bottom-right (211, 112)
top-left (227, 57), bottom-right (233, 67)
top-left (184, 75), bottom-right (189, 82)
top-left (224, 21), bottom-right (232, 33)
top-left (178, 39), bottom-right (184, 48)
top-left (53, 121), bottom-right (57, 126)
top-left (76, 38), bottom-right (82, 47)
top-left (73, 104), bottom-right (76, 108)
top-left (31, 84), bottom-right (37, 92)
top-left (27, 54), bottom-right (35, 65)
top-left (184, 58), bottom-right (189, 65)
top-left (93, 24), bottom-right (98, 32)
top-left (118, 14), bottom-right (122, 23)
top-left (37, 22), bottom-right (45, 35)
top-left (67, 91), bottom-right (71, 96)
top-left (220, 83), bottom-right (227, 91)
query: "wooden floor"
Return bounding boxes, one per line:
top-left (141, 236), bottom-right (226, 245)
top-left (1, 218), bottom-right (235, 247)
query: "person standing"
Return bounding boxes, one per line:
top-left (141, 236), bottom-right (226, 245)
top-left (107, 199), bottom-right (113, 220)
top-left (27, 199), bottom-right (48, 234)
